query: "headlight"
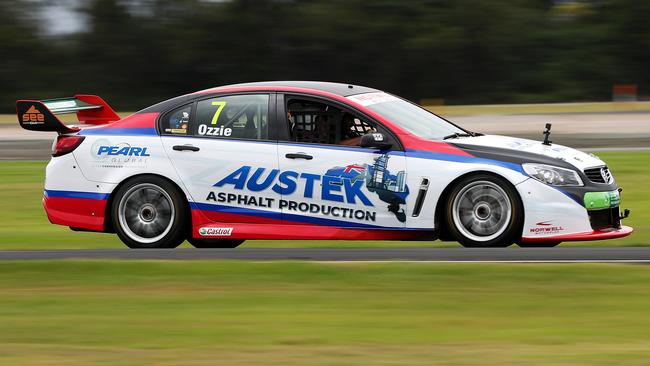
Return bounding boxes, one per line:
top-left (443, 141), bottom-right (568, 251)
top-left (522, 163), bottom-right (583, 186)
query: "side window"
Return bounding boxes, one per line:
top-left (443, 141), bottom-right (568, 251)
top-left (286, 98), bottom-right (384, 147)
top-left (161, 104), bottom-right (192, 135)
top-left (196, 94), bottom-right (269, 140)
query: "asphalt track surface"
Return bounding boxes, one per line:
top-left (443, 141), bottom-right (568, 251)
top-left (1, 247), bottom-right (650, 262)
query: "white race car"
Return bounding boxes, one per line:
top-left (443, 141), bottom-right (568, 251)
top-left (17, 81), bottom-right (632, 248)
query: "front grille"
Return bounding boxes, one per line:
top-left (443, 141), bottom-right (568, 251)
top-left (589, 207), bottom-right (621, 230)
top-left (584, 166), bottom-right (613, 184)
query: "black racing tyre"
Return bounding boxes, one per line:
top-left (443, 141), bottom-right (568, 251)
top-left (517, 241), bottom-right (561, 248)
top-left (187, 238), bottom-right (245, 248)
top-left (111, 175), bottom-right (187, 249)
top-left (445, 174), bottom-right (523, 248)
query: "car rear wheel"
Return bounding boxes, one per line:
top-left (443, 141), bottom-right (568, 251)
top-left (445, 174), bottom-right (523, 248)
top-left (112, 176), bottom-right (187, 248)
top-left (187, 238), bottom-right (245, 248)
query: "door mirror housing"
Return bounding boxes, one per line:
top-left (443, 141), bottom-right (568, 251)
top-left (359, 132), bottom-right (392, 150)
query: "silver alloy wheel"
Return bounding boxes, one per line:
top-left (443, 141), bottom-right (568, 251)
top-left (118, 183), bottom-right (175, 244)
top-left (451, 180), bottom-right (512, 242)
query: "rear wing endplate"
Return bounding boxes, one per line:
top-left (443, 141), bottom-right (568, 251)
top-left (16, 94), bottom-right (121, 134)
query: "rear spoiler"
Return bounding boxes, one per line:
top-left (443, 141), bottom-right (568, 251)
top-left (16, 94), bottom-right (121, 134)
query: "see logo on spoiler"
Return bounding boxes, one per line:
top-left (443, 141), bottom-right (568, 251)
top-left (22, 105), bottom-right (45, 124)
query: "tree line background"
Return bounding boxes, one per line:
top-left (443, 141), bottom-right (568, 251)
top-left (1, 0), bottom-right (649, 112)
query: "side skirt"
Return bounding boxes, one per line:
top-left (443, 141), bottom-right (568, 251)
top-left (192, 223), bottom-right (435, 240)
top-left (190, 209), bottom-right (435, 241)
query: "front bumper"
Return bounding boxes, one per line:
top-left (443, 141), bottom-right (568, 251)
top-left (517, 179), bottom-right (633, 243)
top-left (520, 225), bottom-right (633, 243)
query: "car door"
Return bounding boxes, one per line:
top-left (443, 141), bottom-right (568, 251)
top-left (276, 94), bottom-right (409, 229)
top-left (160, 93), bottom-right (282, 223)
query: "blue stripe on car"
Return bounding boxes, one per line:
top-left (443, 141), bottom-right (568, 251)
top-left (404, 149), bottom-right (526, 174)
top-left (79, 128), bottom-right (157, 136)
top-left (44, 190), bottom-right (110, 200)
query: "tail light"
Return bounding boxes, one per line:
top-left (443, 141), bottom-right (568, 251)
top-left (52, 135), bottom-right (85, 157)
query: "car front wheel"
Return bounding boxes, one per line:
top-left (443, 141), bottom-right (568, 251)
top-left (445, 174), bottom-right (523, 247)
top-left (112, 176), bottom-right (187, 248)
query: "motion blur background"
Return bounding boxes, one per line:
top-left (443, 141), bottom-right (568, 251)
top-left (2, 0), bottom-right (650, 110)
top-left (2, 1), bottom-right (650, 365)
top-left (1, 0), bottom-right (648, 246)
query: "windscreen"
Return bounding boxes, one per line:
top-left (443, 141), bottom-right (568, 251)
top-left (347, 92), bottom-right (465, 140)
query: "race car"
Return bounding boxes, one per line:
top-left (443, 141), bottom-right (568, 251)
top-left (16, 81), bottom-right (632, 248)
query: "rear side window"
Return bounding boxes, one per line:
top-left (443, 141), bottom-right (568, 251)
top-left (161, 104), bottom-right (192, 135)
top-left (195, 94), bottom-right (269, 140)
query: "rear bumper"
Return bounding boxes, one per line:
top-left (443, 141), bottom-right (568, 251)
top-left (520, 225), bottom-right (633, 243)
top-left (43, 192), bottom-right (107, 232)
top-left (43, 154), bottom-right (115, 233)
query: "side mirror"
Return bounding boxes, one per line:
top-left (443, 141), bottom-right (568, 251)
top-left (359, 132), bottom-right (392, 150)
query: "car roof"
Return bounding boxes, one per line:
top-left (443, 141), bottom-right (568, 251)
top-left (209, 81), bottom-right (379, 97)
top-left (139, 81), bottom-right (380, 113)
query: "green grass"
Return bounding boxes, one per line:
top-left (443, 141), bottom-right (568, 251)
top-left (0, 261), bottom-right (650, 365)
top-left (0, 152), bottom-right (647, 249)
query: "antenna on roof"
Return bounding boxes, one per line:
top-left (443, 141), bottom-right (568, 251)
top-left (542, 123), bottom-right (552, 146)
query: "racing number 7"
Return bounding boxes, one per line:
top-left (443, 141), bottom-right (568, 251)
top-left (210, 101), bottom-right (227, 125)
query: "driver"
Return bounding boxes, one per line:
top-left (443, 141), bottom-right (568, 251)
top-left (339, 114), bottom-right (373, 146)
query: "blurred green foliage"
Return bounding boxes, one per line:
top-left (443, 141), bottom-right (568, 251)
top-left (1, 0), bottom-right (650, 111)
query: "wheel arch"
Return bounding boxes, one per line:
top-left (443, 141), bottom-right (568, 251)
top-left (103, 173), bottom-right (191, 234)
top-left (434, 170), bottom-right (525, 241)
